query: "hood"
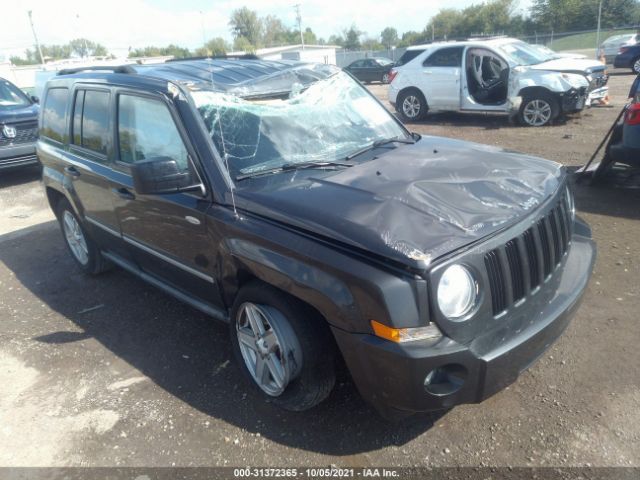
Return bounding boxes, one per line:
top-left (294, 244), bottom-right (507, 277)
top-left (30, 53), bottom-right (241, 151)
top-left (0, 103), bottom-right (39, 124)
top-left (235, 137), bottom-right (564, 270)
top-left (531, 58), bottom-right (605, 74)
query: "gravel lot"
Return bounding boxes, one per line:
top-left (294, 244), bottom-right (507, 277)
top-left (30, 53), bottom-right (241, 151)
top-left (0, 71), bottom-right (638, 468)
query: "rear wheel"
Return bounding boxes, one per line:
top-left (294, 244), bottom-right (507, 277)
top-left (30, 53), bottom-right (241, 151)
top-left (518, 93), bottom-right (559, 127)
top-left (632, 57), bottom-right (640, 74)
top-left (397, 89), bottom-right (427, 122)
top-left (382, 72), bottom-right (390, 84)
top-left (56, 198), bottom-right (108, 275)
top-left (229, 282), bottom-right (336, 411)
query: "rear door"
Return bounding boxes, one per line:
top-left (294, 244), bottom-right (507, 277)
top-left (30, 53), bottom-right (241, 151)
top-left (109, 89), bottom-right (222, 306)
top-left (420, 46), bottom-right (464, 109)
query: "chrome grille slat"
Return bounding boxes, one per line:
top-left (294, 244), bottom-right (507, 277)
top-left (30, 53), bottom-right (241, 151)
top-left (0, 121), bottom-right (39, 147)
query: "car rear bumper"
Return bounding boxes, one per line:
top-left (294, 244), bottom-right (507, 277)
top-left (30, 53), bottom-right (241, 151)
top-left (613, 54), bottom-right (634, 69)
top-left (332, 220), bottom-right (595, 419)
top-left (0, 143), bottom-right (39, 170)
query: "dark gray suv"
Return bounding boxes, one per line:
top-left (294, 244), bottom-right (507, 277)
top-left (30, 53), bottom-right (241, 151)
top-left (0, 77), bottom-right (39, 170)
top-left (38, 59), bottom-right (596, 419)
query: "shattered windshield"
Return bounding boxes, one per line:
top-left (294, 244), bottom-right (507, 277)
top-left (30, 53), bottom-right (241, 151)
top-left (192, 71), bottom-right (408, 180)
top-left (496, 42), bottom-right (552, 66)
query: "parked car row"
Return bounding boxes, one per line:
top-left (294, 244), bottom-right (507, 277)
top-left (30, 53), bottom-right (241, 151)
top-left (385, 38), bottom-right (609, 127)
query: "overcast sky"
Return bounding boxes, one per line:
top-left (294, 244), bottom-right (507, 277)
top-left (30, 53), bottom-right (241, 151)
top-left (1, 0), bottom-right (533, 59)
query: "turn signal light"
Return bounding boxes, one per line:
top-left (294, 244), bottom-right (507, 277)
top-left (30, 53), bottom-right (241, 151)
top-left (370, 320), bottom-right (442, 343)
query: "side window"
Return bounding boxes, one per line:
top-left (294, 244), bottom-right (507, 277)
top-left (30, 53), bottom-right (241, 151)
top-left (364, 59), bottom-right (377, 67)
top-left (42, 88), bottom-right (69, 143)
top-left (351, 60), bottom-right (365, 68)
top-left (117, 94), bottom-right (189, 170)
top-left (423, 47), bottom-right (464, 67)
top-left (396, 49), bottom-right (424, 66)
top-left (73, 90), bottom-right (110, 155)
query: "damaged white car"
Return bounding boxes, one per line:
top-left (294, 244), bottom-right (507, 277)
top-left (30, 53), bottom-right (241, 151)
top-left (388, 38), bottom-right (603, 127)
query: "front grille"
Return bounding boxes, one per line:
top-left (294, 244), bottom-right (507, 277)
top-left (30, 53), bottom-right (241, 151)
top-left (484, 193), bottom-right (573, 316)
top-left (0, 121), bottom-right (38, 147)
top-left (589, 71), bottom-right (609, 91)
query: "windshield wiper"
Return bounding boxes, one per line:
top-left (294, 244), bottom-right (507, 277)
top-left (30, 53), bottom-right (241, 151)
top-left (235, 160), bottom-right (354, 181)
top-left (345, 136), bottom-right (415, 161)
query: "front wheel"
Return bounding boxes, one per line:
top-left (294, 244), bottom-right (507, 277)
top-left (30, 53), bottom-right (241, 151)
top-left (397, 90), bottom-right (428, 122)
top-left (229, 282), bottom-right (336, 411)
top-left (518, 93), bottom-right (559, 127)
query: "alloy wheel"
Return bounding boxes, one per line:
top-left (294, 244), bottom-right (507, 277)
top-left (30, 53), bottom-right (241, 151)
top-left (235, 302), bottom-right (301, 396)
top-left (522, 99), bottom-right (552, 126)
top-left (62, 211), bottom-right (89, 265)
top-left (634, 58), bottom-right (640, 74)
top-left (382, 73), bottom-right (390, 84)
top-left (402, 95), bottom-right (421, 119)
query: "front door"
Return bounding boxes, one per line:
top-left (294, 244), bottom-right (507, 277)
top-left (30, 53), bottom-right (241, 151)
top-left (420, 46), bottom-right (464, 109)
top-left (110, 90), bottom-right (222, 306)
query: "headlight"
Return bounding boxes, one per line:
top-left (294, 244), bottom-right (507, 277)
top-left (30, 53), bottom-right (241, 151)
top-left (437, 264), bottom-right (478, 319)
top-left (565, 186), bottom-right (575, 220)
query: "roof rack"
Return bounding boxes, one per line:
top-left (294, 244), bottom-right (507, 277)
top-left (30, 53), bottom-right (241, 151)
top-left (57, 65), bottom-right (137, 76)
top-left (165, 54), bottom-right (260, 63)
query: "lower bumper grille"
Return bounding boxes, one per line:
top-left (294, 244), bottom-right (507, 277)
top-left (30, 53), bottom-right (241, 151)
top-left (484, 193), bottom-right (573, 316)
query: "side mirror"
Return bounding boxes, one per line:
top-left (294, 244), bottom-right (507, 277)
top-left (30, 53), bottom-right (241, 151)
top-left (131, 157), bottom-right (195, 195)
top-left (30, 95), bottom-right (39, 104)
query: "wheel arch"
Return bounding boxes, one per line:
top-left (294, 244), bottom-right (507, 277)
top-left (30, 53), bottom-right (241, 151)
top-left (517, 86), bottom-right (558, 101)
top-left (397, 86), bottom-right (428, 107)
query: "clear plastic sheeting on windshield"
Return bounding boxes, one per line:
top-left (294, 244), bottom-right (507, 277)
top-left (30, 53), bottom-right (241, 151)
top-left (192, 72), bottom-right (406, 179)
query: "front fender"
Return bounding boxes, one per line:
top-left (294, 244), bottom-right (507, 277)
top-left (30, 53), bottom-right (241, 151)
top-left (512, 67), bottom-right (588, 94)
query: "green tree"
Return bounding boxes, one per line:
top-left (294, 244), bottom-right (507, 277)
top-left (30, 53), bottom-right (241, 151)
top-left (204, 37), bottom-right (229, 56)
top-left (233, 35), bottom-right (256, 53)
top-left (229, 7), bottom-right (262, 48)
top-left (342, 24), bottom-right (362, 50)
top-left (380, 27), bottom-right (399, 48)
top-left (68, 38), bottom-right (108, 57)
top-left (262, 15), bottom-right (289, 47)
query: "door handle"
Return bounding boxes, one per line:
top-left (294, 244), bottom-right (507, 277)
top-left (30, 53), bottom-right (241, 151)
top-left (112, 187), bottom-right (135, 201)
top-left (423, 70), bottom-right (433, 74)
top-left (64, 166), bottom-right (81, 178)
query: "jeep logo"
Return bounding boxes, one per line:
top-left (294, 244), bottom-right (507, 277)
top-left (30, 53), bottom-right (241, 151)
top-left (2, 125), bottom-right (17, 139)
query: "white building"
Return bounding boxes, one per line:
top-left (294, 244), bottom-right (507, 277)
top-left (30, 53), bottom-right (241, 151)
top-left (254, 45), bottom-right (341, 65)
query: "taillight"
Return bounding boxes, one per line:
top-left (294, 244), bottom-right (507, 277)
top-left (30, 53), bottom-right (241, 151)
top-left (625, 103), bottom-right (640, 126)
top-left (387, 69), bottom-right (398, 83)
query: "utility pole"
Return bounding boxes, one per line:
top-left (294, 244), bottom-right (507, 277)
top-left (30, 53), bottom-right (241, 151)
top-left (294, 4), bottom-right (304, 49)
top-left (27, 10), bottom-right (45, 65)
top-left (595, 0), bottom-right (603, 60)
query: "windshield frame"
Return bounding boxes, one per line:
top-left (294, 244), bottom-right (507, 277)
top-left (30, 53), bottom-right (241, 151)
top-left (190, 69), bottom-right (414, 186)
top-left (0, 78), bottom-right (33, 109)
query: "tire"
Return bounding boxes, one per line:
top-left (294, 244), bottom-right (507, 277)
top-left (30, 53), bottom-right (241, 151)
top-left (229, 282), bottom-right (336, 411)
top-left (397, 89), bottom-right (428, 122)
top-left (382, 72), bottom-right (390, 84)
top-left (518, 92), bottom-right (559, 127)
top-left (55, 198), bottom-right (108, 275)
top-left (632, 57), bottom-right (640, 74)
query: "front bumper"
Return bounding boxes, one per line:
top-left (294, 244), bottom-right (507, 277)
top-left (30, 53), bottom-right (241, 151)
top-left (0, 143), bottom-right (39, 170)
top-left (332, 219), bottom-right (595, 418)
top-left (586, 86), bottom-right (608, 106)
top-left (561, 88), bottom-right (588, 113)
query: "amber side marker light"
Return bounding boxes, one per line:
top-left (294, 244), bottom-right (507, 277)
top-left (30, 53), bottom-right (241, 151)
top-left (370, 320), bottom-right (442, 343)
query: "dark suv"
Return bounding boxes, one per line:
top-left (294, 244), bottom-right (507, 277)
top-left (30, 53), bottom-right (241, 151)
top-left (38, 59), bottom-right (596, 419)
top-left (1, 77), bottom-right (39, 170)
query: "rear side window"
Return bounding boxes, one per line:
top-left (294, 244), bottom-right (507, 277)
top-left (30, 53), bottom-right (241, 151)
top-left (42, 88), bottom-right (69, 143)
top-left (72, 90), bottom-right (110, 155)
top-left (395, 49), bottom-right (425, 66)
top-left (423, 47), bottom-right (464, 67)
top-left (117, 94), bottom-right (189, 170)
